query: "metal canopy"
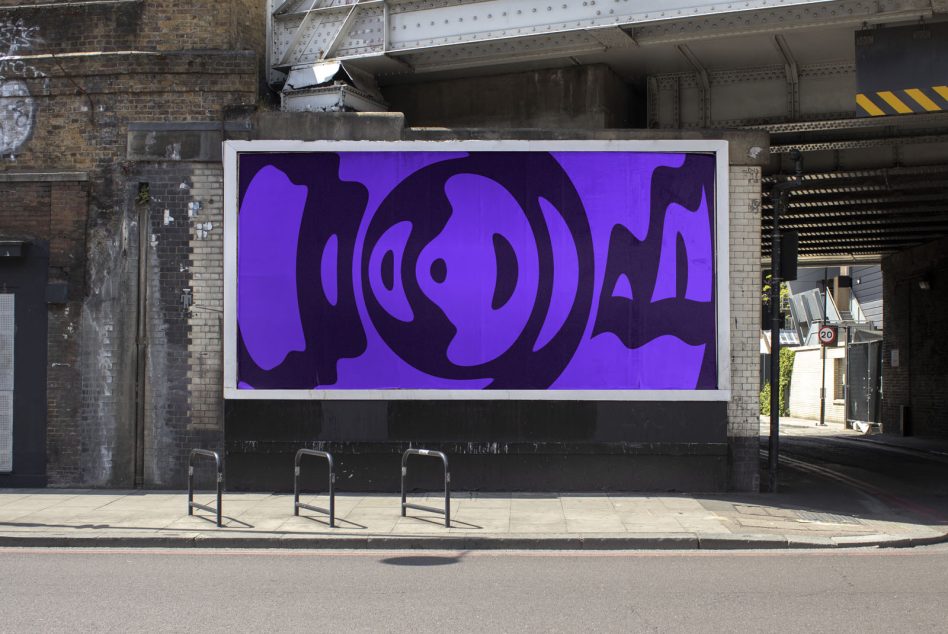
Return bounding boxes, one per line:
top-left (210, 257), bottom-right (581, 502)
top-left (268, 0), bottom-right (948, 261)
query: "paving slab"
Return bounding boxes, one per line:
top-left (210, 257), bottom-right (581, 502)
top-left (0, 489), bottom-right (944, 550)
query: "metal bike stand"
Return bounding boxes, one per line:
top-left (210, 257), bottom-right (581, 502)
top-left (187, 449), bottom-right (222, 527)
top-left (400, 449), bottom-right (450, 527)
top-left (293, 449), bottom-right (335, 527)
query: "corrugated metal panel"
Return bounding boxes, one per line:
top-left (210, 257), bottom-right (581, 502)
top-left (0, 294), bottom-right (13, 473)
top-left (852, 265), bottom-right (884, 328)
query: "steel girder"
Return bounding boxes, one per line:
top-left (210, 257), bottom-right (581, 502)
top-left (269, 0), bottom-right (935, 84)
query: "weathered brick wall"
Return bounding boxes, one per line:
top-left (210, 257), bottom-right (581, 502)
top-left (727, 165), bottom-right (762, 492)
top-left (881, 235), bottom-right (948, 438)
top-left (0, 1), bottom-right (262, 486)
top-left (187, 166), bottom-right (224, 433)
top-left (124, 163), bottom-right (222, 487)
top-left (0, 1), bottom-right (266, 53)
top-left (0, 178), bottom-right (88, 486)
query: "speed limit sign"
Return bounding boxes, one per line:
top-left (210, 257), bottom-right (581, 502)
top-left (819, 324), bottom-right (837, 346)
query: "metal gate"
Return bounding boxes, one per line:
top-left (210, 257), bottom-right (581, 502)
top-left (846, 340), bottom-right (881, 427)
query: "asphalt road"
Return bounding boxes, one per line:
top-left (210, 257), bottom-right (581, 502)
top-left (2, 546), bottom-right (947, 632)
top-left (768, 432), bottom-right (948, 524)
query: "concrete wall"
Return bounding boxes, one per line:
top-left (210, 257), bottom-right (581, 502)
top-left (882, 235), bottom-right (948, 438)
top-left (788, 346), bottom-right (846, 424)
top-left (382, 65), bottom-right (631, 129)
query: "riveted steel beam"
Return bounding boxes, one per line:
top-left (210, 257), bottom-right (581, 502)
top-left (770, 133), bottom-right (948, 153)
top-left (271, 0), bottom-right (935, 84)
top-left (763, 192), bottom-right (948, 210)
top-left (764, 205), bottom-right (948, 219)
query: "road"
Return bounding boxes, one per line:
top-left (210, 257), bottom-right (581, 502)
top-left (1, 545), bottom-right (948, 632)
top-left (766, 428), bottom-right (948, 524)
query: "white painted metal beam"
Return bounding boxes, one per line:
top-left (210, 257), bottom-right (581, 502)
top-left (271, 0), bottom-right (934, 76)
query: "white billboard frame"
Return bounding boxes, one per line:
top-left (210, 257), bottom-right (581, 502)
top-left (223, 139), bottom-right (731, 401)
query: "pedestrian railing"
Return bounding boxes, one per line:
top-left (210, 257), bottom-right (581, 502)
top-left (400, 449), bottom-right (451, 527)
top-left (294, 449), bottom-right (335, 527)
top-left (187, 449), bottom-right (222, 527)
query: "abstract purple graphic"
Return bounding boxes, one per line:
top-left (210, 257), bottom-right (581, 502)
top-left (236, 150), bottom-right (717, 391)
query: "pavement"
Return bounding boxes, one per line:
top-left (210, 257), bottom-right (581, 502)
top-left (1, 420), bottom-right (945, 551)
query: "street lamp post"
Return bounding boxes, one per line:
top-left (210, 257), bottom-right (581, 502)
top-left (768, 149), bottom-right (804, 494)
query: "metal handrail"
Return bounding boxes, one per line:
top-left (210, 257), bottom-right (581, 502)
top-left (293, 449), bottom-right (335, 527)
top-left (400, 449), bottom-right (450, 527)
top-left (187, 449), bottom-right (222, 527)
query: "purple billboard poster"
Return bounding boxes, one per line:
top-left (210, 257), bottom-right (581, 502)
top-left (228, 142), bottom-right (726, 397)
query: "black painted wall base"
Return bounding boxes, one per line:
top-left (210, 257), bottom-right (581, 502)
top-left (224, 400), bottom-right (730, 493)
top-left (225, 451), bottom-right (727, 493)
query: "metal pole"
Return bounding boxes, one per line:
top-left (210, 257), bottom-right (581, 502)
top-left (768, 190), bottom-right (782, 494)
top-left (768, 150), bottom-right (803, 494)
top-left (216, 466), bottom-right (222, 528)
top-left (443, 462), bottom-right (451, 528)
top-left (187, 463), bottom-right (194, 516)
top-left (327, 457), bottom-right (335, 528)
top-left (293, 453), bottom-right (300, 516)
top-left (400, 454), bottom-right (407, 517)
top-left (818, 268), bottom-right (828, 426)
top-left (134, 202), bottom-right (148, 488)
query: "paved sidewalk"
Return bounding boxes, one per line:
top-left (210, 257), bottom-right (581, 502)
top-left (0, 489), bottom-right (944, 550)
top-left (762, 414), bottom-right (948, 457)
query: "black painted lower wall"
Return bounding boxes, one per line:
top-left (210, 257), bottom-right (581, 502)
top-left (224, 400), bottom-right (728, 492)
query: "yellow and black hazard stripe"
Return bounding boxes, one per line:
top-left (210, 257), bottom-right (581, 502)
top-left (857, 86), bottom-right (948, 116)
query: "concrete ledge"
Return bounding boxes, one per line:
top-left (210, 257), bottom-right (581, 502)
top-left (2, 530), bottom-right (944, 551)
top-left (0, 171), bottom-right (88, 182)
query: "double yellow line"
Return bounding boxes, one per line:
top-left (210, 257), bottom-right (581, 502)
top-left (857, 86), bottom-right (948, 116)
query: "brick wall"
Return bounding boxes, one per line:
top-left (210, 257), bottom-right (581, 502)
top-left (0, 1), bottom-right (263, 486)
top-left (125, 163), bottom-right (222, 487)
top-left (726, 166), bottom-right (763, 492)
top-left (0, 178), bottom-right (87, 486)
top-left (881, 235), bottom-right (948, 438)
top-left (187, 167), bottom-right (224, 433)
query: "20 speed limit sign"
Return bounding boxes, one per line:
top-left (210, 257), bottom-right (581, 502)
top-left (819, 324), bottom-right (837, 346)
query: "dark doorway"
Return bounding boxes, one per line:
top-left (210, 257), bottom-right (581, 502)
top-left (0, 241), bottom-right (48, 486)
top-left (846, 340), bottom-right (881, 428)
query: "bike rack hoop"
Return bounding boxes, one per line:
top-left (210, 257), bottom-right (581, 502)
top-left (187, 449), bottom-right (222, 527)
top-left (294, 449), bottom-right (335, 527)
top-left (400, 449), bottom-right (450, 528)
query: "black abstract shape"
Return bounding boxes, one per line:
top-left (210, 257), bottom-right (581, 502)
top-left (361, 152), bottom-right (595, 389)
top-left (491, 233), bottom-right (518, 310)
top-left (430, 258), bottom-right (447, 284)
top-left (236, 152), bottom-right (368, 388)
top-left (592, 154), bottom-right (716, 388)
top-left (381, 250), bottom-right (395, 291)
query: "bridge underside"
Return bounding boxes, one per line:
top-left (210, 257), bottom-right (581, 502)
top-left (270, 0), bottom-right (948, 263)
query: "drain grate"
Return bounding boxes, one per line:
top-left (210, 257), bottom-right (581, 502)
top-left (797, 511), bottom-right (862, 525)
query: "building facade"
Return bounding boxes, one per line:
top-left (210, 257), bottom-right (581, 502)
top-left (3, 0), bottom-right (946, 492)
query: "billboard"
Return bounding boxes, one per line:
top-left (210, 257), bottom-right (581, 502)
top-left (224, 141), bottom-right (729, 400)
